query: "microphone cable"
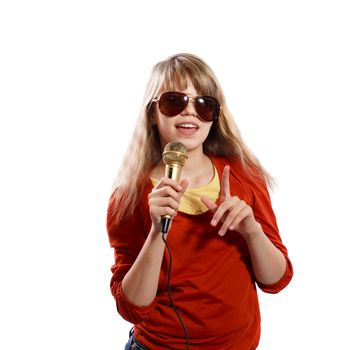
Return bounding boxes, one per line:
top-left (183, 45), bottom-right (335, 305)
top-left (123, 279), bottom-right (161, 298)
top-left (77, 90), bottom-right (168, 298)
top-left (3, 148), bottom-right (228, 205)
top-left (161, 231), bottom-right (189, 350)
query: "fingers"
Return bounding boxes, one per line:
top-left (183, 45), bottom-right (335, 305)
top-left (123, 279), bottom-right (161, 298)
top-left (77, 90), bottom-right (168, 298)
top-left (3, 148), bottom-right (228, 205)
top-left (148, 177), bottom-right (188, 227)
top-left (152, 177), bottom-right (182, 192)
top-left (228, 206), bottom-right (252, 232)
top-left (211, 197), bottom-right (251, 236)
top-left (179, 179), bottom-right (189, 194)
top-left (210, 196), bottom-right (240, 226)
top-left (148, 195), bottom-right (180, 216)
top-left (201, 196), bottom-right (218, 212)
top-left (149, 178), bottom-right (183, 205)
top-left (219, 204), bottom-right (251, 236)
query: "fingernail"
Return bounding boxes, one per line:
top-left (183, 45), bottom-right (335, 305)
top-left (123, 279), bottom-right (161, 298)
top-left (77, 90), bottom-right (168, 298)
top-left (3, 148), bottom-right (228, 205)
top-left (211, 219), bottom-right (217, 226)
top-left (218, 229), bottom-right (224, 236)
top-left (229, 225), bottom-right (235, 230)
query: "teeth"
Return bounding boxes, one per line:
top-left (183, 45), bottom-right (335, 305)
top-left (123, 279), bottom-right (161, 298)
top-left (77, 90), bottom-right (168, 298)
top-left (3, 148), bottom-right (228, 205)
top-left (177, 123), bottom-right (198, 128)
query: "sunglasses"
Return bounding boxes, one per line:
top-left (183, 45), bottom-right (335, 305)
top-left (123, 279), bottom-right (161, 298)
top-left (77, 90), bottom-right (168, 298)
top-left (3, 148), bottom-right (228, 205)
top-left (153, 91), bottom-right (221, 122)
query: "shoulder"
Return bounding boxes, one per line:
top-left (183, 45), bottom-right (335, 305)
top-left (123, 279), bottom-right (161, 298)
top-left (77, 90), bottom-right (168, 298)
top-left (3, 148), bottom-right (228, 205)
top-left (211, 156), bottom-right (243, 172)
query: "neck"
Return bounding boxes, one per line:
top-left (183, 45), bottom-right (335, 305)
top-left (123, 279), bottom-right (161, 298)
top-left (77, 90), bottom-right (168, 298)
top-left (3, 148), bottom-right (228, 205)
top-left (180, 146), bottom-right (209, 179)
top-left (176, 146), bottom-right (214, 188)
top-left (183, 148), bottom-right (214, 188)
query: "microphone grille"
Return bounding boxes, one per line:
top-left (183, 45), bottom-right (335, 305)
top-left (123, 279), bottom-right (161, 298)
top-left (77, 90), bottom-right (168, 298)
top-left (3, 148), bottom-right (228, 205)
top-left (162, 142), bottom-right (188, 166)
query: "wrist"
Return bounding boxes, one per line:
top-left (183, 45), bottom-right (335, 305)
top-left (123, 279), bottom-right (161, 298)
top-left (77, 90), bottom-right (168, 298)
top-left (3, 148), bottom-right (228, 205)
top-left (243, 222), bottom-right (264, 243)
top-left (149, 223), bottom-right (160, 237)
top-left (149, 224), bottom-right (167, 241)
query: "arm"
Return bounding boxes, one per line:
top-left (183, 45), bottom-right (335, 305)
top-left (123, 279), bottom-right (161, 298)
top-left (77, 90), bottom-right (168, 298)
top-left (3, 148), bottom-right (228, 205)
top-left (121, 224), bottom-right (167, 307)
top-left (202, 165), bottom-right (292, 290)
top-left (122, 178), bottom-right (188, 306)
top-left (243, 223), bottom-right (286, 285)
top-left (108, 177), bottom-right (188, 316)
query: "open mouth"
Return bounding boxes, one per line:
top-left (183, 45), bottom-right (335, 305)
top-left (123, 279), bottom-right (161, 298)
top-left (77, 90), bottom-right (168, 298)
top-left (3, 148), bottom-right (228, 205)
top-left (175, 123), bottom-right (199, 130)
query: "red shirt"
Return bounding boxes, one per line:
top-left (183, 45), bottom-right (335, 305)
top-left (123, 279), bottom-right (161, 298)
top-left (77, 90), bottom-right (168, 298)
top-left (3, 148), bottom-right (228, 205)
top-left (107, 156), bottom-right (293, 349)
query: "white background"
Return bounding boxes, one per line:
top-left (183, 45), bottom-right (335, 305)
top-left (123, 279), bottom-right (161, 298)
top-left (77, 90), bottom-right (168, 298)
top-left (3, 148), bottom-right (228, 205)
top-left (1, 1), bottom-right (349, 349)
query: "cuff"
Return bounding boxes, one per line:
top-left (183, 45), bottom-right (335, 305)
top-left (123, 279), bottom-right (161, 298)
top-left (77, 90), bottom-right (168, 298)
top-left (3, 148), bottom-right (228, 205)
top-left (116, 284), bottom-right (157, 324)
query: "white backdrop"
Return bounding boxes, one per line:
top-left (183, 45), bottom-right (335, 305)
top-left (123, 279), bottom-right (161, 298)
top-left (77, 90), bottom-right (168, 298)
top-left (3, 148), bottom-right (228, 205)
top-left (1, 1), bottom-right (349, 349)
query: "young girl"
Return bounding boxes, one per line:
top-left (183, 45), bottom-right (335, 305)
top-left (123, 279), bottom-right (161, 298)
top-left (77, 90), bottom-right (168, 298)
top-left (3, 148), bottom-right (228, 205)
top-left (106, 53), bottom-right (293, 350)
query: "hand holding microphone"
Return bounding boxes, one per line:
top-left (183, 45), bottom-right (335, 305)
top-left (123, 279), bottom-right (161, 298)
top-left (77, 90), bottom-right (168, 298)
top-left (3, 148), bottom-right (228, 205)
top-left (148, 142), bottom-right (188, 234)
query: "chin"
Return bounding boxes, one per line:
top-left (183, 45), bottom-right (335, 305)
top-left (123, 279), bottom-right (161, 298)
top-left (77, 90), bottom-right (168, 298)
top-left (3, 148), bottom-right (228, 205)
top-left (161, 136), bottom-right (206, 153)
top-left (177, 139), bottom-right (204, 153)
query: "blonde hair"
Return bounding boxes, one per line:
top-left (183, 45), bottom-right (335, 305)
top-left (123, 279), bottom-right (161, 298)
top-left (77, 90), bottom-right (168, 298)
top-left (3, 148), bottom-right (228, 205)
top-left (111, 53), bottom-right (273, 224)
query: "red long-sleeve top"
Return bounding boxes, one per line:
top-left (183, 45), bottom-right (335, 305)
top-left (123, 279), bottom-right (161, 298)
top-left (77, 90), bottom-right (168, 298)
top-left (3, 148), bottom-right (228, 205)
top-left (106, 156), bottom-right (293, 350)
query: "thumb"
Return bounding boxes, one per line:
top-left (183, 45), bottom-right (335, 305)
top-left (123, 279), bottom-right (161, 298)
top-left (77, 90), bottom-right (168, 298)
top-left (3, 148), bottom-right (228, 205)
top-left (179, 179), bottom-right (189, 194)
top-left (201, 196), bottom-right (218, 213)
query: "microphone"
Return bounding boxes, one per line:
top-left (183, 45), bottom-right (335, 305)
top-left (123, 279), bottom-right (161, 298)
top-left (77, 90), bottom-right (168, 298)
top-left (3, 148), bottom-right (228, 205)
top-left (161, 142), bottom-right (188, 233)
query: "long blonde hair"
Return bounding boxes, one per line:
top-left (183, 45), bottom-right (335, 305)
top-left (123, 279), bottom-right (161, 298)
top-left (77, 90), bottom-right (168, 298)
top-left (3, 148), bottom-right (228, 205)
top-left (111, 53), bottom-right (273, 224)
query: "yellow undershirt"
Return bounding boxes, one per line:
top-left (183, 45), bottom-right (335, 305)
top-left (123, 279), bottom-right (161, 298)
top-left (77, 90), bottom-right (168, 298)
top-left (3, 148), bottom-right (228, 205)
top-left (151, 166), bottom-right (220, 215)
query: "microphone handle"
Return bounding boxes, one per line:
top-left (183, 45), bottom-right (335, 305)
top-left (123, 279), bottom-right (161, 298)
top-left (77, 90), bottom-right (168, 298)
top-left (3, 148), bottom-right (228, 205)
top-left (161, 217), bottom-right (171, 234)
top-left (161, 163), bottom-right (182, 234)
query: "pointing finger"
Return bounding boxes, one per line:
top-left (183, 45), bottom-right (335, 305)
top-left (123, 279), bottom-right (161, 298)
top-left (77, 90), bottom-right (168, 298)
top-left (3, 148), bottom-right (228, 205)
top-left (221, 165), bottom-right (231, 201)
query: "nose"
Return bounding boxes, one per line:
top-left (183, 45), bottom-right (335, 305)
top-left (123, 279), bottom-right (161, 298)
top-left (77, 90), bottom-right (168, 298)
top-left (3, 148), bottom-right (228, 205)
top-left (181, 97), bottom-right (197, 117)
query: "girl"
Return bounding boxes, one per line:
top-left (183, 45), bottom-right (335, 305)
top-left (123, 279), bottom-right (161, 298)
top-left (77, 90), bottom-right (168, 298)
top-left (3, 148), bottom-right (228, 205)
top-left (107, 53), bottom-right (293, 350)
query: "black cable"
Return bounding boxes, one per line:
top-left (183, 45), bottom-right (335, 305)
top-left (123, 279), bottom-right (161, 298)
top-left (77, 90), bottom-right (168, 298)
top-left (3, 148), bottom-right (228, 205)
top-left (162, 231), bottom-right (189, 350)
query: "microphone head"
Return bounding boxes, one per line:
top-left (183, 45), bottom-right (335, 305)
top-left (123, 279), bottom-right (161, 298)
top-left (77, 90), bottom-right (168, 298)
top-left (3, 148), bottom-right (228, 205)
top-left (162, 142), bottom-right (188, 167)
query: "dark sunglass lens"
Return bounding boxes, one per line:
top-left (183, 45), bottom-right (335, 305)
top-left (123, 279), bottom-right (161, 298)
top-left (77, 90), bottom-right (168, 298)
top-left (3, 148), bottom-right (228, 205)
top-left (159, 92), bottom-right (188, 117)
top-left (195, 96), bottom-right (220, 121)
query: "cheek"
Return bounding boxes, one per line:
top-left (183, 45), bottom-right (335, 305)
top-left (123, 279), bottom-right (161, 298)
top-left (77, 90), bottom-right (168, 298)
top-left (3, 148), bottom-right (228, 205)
top-left (153, 108), bottom-right (168, 127)
top-left (202, 123), bottom-right (213, 136)
top-left (156, 116), bottom-right (170, 131)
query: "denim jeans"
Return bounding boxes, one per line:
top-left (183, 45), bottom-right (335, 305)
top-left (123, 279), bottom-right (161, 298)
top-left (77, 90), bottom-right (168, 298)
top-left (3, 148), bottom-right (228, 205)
top-left (124, 328), bottom-right (148, 350)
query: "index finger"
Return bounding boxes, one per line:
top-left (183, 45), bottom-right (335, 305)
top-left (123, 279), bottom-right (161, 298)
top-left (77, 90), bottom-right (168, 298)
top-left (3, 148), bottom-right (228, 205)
top-left (154, 177), bottom-right (182, 191)
top-left (221, 165), bottom-right (231, 201)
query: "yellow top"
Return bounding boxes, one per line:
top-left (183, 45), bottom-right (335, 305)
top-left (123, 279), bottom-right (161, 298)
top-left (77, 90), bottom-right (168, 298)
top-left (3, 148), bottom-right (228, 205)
top-left (151, 166), bottom-right (220, 215)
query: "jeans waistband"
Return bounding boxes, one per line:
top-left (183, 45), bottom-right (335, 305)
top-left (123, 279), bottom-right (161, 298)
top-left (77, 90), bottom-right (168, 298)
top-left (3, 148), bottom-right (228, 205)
top-left (127, 328), bottom-right (148, 350)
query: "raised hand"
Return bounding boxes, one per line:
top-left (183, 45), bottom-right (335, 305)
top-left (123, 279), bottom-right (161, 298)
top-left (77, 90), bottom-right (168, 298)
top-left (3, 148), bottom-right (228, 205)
top-left (201, 165), bottom-right (261, 240)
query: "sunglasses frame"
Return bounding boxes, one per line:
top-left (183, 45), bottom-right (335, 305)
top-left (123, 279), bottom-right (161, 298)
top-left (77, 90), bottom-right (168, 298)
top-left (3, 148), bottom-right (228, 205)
top-left (152, 91), bottom-right (221, 122)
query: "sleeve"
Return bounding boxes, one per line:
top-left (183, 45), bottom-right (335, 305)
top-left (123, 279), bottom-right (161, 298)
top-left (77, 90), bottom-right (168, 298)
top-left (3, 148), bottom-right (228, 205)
top-left (106, 192), bottom-right (157, 324)
top-left (248, 175), bottom-right (293, 294)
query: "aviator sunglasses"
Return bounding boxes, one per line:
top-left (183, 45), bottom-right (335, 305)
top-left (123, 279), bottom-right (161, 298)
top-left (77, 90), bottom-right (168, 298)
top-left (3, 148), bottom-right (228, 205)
top-left (153, 91), bottom-right (221, 122)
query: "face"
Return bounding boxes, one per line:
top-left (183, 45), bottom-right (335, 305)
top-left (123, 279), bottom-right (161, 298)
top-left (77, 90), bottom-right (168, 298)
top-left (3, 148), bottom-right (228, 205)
top-left (152, 80), bottom-right (213, 153)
